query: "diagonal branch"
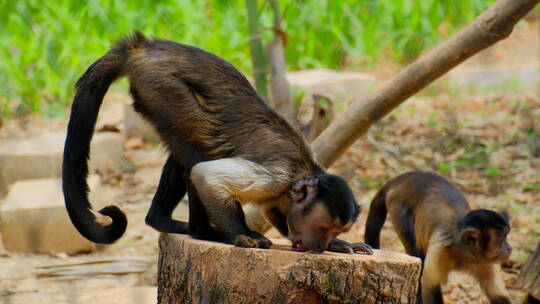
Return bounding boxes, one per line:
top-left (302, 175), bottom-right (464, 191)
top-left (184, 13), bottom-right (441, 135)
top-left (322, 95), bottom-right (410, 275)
top-left (312, 0), bottom-right (539, 168)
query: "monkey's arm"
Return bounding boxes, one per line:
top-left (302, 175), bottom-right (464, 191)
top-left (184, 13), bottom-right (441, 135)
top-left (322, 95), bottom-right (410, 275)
top-left (421, 235), bottom-right (452, 304)
top-left (471, 264), bottom-right (510, 304)
top-left (327, 238), bottom-right (373, 255)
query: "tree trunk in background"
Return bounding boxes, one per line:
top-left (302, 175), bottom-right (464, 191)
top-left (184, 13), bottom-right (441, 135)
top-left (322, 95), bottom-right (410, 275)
top-left (157, 234), bottom-right (421, 304)
top-left (517, 241), bottom-right (540, 303)
top-left (312, 0), bottom-right (540, 168)
top-left (267, 0), bottom-right (297, 127)
top-left (268, 39), bottom-right (297, 126)
top-left (245, 0), bottom-right (268, 100)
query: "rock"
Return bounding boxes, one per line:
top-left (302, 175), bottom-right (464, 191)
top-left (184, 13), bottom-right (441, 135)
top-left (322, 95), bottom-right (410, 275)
top-left (96, 101), bottom-right (125, 132)
top-left (287, 69), bottom-right (377, 103)
top-left (0, 176), bottom-right (101, 254)
top-left (157, 234), bottom-right (421, 304)
top-left (445, 66), bottom-right (539, 90)
top-left (124, 105), bottom-right (160, 142)
top-left (0, 132), bottom-right (126, 194)
top-left (0, 286), bottom-right (157, 304)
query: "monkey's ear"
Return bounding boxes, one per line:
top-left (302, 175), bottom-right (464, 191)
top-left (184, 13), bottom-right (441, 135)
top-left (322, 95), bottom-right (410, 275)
top-left (460, 227), bottom-right (481, 245)
top-left (499, 211), bottom-right (510, 222)
top-left (290, 178), bottom-right (319, 204)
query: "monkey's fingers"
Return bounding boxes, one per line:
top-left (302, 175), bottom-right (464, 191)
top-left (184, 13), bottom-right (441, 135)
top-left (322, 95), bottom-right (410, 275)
top-left (351, 242), bottom-right (374, 255)
top-left (326, 239), bottom-right (354, 254)
top-left (234, 233), bottom-right (273, 249)
top-left (249, 231), bottom-right (273, 249)
top-left (234, 235), bottom-right (259, 248)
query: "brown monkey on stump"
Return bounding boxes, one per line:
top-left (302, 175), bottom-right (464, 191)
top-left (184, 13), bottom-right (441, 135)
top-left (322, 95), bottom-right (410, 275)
top-left (364, 171), bottom-right (511, 304)
top-left (62, 32), bottom-right (372, 255)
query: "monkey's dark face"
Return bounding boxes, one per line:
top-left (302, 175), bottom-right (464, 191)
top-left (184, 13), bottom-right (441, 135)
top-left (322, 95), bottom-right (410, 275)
top-left (288, 202), bottom-right (348, 253)
top-left (459, 210), bottom-right (512, 263)
top-left (287, 175), bottom-right (358, 253)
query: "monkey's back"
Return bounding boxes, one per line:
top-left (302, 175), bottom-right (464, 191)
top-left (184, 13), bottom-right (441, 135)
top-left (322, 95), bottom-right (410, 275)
top-left (385, 172), bottom-right (470, 253)
top-left (121, 36), bottom-right (315, 175)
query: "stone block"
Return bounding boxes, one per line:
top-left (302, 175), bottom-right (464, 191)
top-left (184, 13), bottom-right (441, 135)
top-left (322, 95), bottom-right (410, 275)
top-left (124, 104), bottom-right (160, 142)
top-left (0, 176), bottom-right (101, 254)
top-left (0, 132), bottom-right (126, 194)
top-left (287, 69), bottom-right (377, 103)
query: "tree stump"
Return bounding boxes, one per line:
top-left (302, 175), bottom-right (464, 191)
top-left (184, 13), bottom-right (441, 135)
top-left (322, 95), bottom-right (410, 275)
top-left (517, 241), bottom-right (540, 303)
top-left (157, 234), bottom-right (421, 304)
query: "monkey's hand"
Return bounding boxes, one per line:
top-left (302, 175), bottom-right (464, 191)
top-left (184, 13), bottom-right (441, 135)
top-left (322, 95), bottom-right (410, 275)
top-left (234, 231), bottom-right (273, 249)
top-left (327, 238), bottom-right (373, 255)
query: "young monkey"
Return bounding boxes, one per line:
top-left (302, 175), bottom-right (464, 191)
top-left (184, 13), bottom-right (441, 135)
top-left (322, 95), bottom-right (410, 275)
top-left (364, 171), bottom-right (512, 304)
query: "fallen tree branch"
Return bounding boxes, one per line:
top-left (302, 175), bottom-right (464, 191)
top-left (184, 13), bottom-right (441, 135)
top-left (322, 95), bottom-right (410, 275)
top-left (312, 0), bottom-right (539, 167)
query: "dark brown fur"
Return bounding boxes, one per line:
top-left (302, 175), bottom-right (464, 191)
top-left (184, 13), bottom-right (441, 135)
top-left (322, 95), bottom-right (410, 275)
top-left (63, 32), bottom-right (371, 254)
top-left (365, 171), bottom-right (511, 304)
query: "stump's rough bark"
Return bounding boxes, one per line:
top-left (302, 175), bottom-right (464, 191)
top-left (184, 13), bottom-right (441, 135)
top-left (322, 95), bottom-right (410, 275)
top-left (158, 234), bottom-right (421, 304)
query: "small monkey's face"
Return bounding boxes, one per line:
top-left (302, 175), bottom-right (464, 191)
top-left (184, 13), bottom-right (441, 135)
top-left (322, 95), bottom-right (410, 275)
top-left (459, 210), bottom-right (512, 263)
top-left (484, 227), bottom-right (512, 261)
top-left (287, 175), bottom-right (358, 253)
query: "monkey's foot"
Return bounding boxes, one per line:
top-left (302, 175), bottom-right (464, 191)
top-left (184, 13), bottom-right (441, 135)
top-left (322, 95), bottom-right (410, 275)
top-left (327, 239), bottom-right (374, 255)
top-left (147, 218), bottom-right (189, 234)
top-left (234, 232), bottom-right (272, 249)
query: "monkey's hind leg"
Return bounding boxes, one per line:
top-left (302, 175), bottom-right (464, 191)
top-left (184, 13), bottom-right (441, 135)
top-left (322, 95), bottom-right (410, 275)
top-left (145, 155), bottom-right (189, 234)
top-left (388, 204), bottom-right (423, 259)
top-left (364, 189), bottom-right (388, 249)
top-left (186, 182), bottom-right (221, 242)
top-left (189, 159), bottom-right (274, 249)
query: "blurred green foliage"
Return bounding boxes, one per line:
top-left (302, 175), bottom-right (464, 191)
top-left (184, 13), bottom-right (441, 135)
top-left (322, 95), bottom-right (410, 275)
top-left (0, 0), bottom-right (496, 117)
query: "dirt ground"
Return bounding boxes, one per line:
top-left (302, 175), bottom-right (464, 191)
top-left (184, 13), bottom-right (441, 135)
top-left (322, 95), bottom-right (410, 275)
top-left (0, 20), bottom-right (538, 304)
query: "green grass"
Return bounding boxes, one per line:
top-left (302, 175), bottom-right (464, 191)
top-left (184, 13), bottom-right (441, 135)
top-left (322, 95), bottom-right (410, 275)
top-left (0, 0), bottom-right (496, 117)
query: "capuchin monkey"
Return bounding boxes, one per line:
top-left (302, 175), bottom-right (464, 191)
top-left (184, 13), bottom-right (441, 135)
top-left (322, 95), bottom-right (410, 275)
top-left (364, 171), bottom-right (512, 304)
top-left (62, 31), bottom-right (372, 255)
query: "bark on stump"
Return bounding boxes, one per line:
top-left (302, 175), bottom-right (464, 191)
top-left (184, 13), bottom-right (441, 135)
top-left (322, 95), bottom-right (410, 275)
top-left (517, 241), bottom-right (540, 303)
top-left (157, 234), bottom-right (421, 304)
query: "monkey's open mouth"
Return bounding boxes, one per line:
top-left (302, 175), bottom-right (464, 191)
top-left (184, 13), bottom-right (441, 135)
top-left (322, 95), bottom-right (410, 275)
top-left (292, 240), bottom-right (307, 252)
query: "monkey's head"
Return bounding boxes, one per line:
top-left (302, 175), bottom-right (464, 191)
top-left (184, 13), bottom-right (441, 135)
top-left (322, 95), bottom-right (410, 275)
top-left (458, 210), bottom-right (512, 263)
top-left (287, 174), bottom-right (360, 253)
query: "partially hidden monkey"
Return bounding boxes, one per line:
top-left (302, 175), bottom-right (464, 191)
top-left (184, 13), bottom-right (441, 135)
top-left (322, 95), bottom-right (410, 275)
top-left (364, 171), bottom-right (512, 304)
top-left (62, 31), bottom-right (372, 254)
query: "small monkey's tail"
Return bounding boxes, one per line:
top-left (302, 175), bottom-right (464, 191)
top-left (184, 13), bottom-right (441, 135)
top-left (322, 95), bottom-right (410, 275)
top-left (62, 32), bottom-right (147, 244)
top-left (364, 187), bottom-right (388, 249)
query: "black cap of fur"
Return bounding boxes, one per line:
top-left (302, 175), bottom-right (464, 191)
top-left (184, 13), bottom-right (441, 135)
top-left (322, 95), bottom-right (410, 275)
top-left (317, 174), bottom-right (360, 225)
top-left (458, 209), bottom-right (509, 230)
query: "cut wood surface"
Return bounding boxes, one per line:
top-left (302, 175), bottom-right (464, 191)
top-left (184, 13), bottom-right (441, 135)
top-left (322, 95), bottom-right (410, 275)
top-left (157, 234), bottom-right (421, 304)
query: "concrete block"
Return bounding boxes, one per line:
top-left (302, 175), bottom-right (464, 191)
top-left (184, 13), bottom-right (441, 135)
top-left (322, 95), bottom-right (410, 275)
top-left (287, 69), bottom-right (377, 103)
top-left (0, 176), bottom-right (101, 254)
top-left (124, 104), bottom-right (160, 142)
top-left (0, 132), bottom-right (126, 194)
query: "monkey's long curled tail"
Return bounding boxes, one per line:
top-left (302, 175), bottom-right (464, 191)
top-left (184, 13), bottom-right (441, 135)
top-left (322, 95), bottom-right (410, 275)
top-left (62, 32), bottom-right (147, 244)
top-left (364, 187), bottom-right (388, 249)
